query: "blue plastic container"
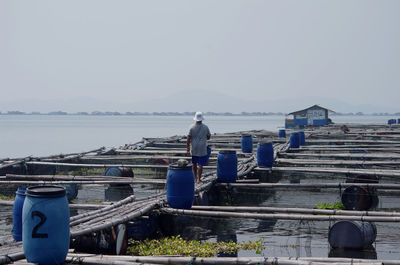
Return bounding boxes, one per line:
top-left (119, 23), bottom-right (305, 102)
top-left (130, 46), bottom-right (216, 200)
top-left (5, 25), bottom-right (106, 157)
top-left (398, 119), bottom-right (400, 124)
top-left (217, 150), bottom-right (238, 183)
top-left (61, 183), bottom-right (78, 201)
top-left (290, 132), bottom-right (300, 148)
top-left (167, 163), bottom-right (194, 209)
top-left (278, 129), bottom-right (286, 138)
top-left (205, 146), bottom-right (212, 164)
top-left (241, 134), bottom-right (253, 153)
top-left (257, 141), bottom-right (274, 168)
top-left (105, 167), bottom-right (121, 176)
top-left (12, 187), bottom-right (26, 242)
top-left (22, 186), bottom-right (70, 265)
top-left (298, 131), bottom-right (305, 146)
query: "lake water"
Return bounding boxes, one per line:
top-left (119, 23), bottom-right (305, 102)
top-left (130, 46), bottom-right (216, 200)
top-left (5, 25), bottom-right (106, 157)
top-left (0, 114), bottom-right (394, 159)
top-left (1, 114), bottom-right (399, 260)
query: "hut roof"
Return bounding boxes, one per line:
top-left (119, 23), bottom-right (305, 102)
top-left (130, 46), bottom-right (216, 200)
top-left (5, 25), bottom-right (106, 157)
top-left (287, 105), bottom-right (335, 116)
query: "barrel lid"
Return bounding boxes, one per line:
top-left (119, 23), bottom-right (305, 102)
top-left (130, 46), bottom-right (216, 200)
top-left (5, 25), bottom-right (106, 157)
top-left (169, 160), bottom-right (192, 170)
top-left (26, 185), bottom-right (66, 198)
top-left (219, 149), bottom-right (236, 154)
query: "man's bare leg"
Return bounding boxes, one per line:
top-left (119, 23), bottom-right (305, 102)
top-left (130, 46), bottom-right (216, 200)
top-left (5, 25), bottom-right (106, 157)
top-left (192, 163), bottom-right (198, 182)
top-left (197, 165), bottom-right (203, 182)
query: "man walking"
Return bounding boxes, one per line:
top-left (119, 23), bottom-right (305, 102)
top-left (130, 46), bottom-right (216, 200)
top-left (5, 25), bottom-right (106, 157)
top-left (186, 112), bottom-right (211, 183)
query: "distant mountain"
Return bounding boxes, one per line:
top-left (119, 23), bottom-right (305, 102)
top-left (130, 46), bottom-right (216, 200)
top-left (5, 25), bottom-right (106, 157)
top-left (0, 91), bottom-right (398, 114)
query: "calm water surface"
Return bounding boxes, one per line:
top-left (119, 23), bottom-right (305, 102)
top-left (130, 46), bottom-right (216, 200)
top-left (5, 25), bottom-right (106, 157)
top-left (1, 114), bottom-right (398, 260)
top-left (0, 114), bottom-right (394, 158)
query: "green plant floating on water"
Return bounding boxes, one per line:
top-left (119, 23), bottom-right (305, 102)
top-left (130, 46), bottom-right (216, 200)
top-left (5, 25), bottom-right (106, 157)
top-left (127, 236), bottom-right (264, 257)
top-left (316, 202), bottom-right (345, 210)
top-left (0, 194), bottom-right (14, 201)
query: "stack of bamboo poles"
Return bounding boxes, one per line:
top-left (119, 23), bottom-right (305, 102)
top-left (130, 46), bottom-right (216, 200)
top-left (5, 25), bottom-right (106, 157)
top-left (3, 125), bottom-right (400, 264)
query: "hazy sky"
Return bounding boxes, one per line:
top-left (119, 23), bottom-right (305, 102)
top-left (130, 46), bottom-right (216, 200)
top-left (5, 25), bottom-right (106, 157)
top-left (1, 1), bottom-right (399, 113)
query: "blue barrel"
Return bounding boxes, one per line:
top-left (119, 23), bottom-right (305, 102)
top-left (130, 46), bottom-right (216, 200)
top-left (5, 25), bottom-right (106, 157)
top-left (105, 167), bottom-right (121, 176)
top-left (290, 132), bottom-right (300, 148)
top-left (23, 186), bottom-right (70, 265)
top-left (257, 141), bottom-right (274, 168)
top-left (278, 129), bottom-right (286, 138)
top-left (298, 131), bottom-right (305, 146)
top-left (217, 150), bottom-right (238, 183)
top-left (12, 187), bottom-right (26, 242)
top-left (241, 134), bottom-right (253, 153)
top-left (329, 221), bottom-right (377, 249)
top-left (398, 119), bottom-right (400, 124)
top-left (61, 183), bottom-right (78, 201)
top-left (167, 163), bottom-right (194, 209)
top-left (205, 146), bottom-right (212, 164)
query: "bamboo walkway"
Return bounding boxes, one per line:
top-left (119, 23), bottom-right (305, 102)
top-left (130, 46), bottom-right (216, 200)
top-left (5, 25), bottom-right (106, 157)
top-left (2, 124), bottom-right (400, 264)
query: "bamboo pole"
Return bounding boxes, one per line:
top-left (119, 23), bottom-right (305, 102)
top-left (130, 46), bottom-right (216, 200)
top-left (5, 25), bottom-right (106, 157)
top-left (276, 158), bottom-right (400, 166)
top-left (191, 206), bottom-right (400, 217)
top-left (5, 173), bottom-right (132, 181)
top-left (0, 199), bottom-right (105, 210)
top-left (0, 160), bottom-right (26, 170)
top-left (0, 179), bottom-right (165, 185)
top-left (69, 195), bottom-right (136, 222)
top-left (70, 200), bottom-right (161, 237)
top-left (25, 161), bottom-right (217, 170)
top-left (264, 166), bottom-right (400, 178)
top-left (216, 182), bottom-right (400, 190)
top-left (161, 207), bottom-right (400, 222)
top-left (65, 254), bottom-right (311, 265)
top-left (65, 253), bottom-right (396, 265)
top-left (4, 174), bottom-right (165, 184)
top-left (279, 153), bottom-right (400, 160)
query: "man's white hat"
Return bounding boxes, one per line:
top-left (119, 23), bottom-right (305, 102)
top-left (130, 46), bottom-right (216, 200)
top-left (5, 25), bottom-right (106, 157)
top-left (193, 111), bottom-right (204, 121)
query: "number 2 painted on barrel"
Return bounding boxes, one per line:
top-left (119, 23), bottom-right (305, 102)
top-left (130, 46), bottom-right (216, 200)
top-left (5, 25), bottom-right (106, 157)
top-left (31, 211), bottom-right (48, 238)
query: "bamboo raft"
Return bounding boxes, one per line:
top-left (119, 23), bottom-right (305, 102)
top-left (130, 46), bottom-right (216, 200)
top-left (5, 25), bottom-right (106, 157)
top-left (1, 124), bottom-right (400, 264)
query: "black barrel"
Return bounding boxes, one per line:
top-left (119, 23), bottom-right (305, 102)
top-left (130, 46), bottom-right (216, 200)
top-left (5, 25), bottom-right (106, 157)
top-left (341, 185), bottom-right (376, 211)
top-left (328, 221), bottom-right (377, 249)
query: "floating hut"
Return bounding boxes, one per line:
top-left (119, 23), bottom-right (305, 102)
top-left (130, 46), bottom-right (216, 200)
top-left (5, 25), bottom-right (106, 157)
top-left (285, 104), bottom-right (334, 128)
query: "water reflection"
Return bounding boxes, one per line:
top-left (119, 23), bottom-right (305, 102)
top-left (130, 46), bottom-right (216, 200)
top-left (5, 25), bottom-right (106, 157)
top-left (329, 245), bottom-right (377, 259)
top-left (208, 186), bottom-right (275, 206)
top-left (104, 184), bottom-right (134, 202)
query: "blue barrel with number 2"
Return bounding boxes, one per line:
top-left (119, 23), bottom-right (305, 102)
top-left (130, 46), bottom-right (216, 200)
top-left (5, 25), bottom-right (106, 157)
top-left (22, 185), bottom-right (70, 265)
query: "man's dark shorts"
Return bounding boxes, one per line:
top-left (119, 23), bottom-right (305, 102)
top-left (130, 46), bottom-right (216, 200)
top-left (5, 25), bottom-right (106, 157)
top-left (192, 155), bottom-right (208, 166)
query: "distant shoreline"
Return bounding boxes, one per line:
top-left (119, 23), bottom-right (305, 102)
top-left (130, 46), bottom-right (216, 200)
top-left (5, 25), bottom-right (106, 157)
top-left (1, 111), bottom-right (399, 116)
